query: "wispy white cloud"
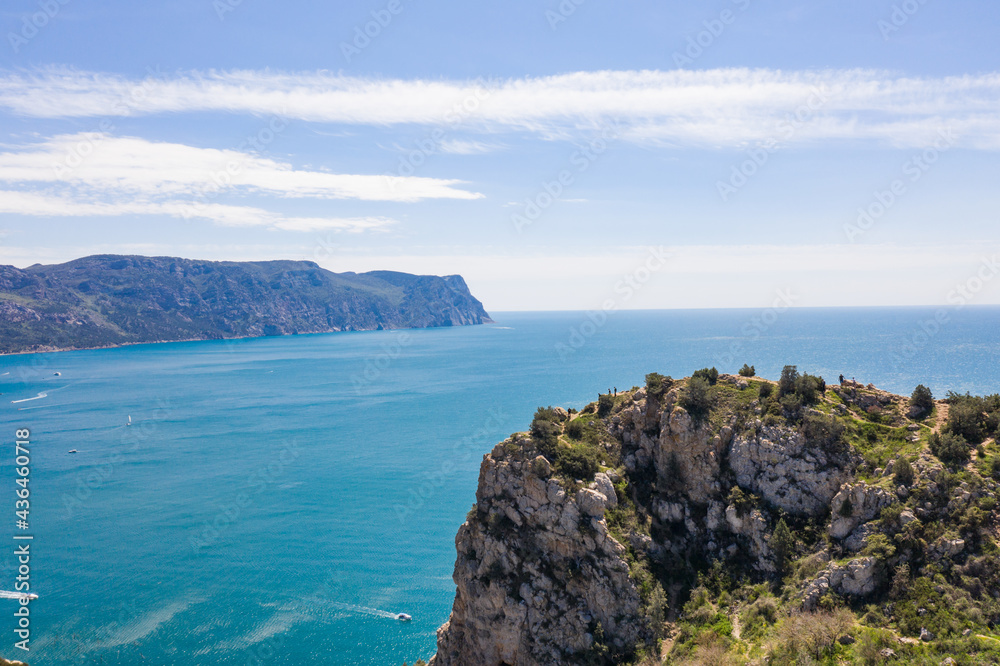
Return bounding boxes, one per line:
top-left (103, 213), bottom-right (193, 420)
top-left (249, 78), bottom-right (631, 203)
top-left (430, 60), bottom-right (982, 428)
top-left (0, 133), bottom-right (482, 202)
top-left (438, 139), bottom-right (505, 155)
top-left (0, 132), bottom-right (481, 230)
top-left (2, 67), bottom-right (999, 148)
top-left (0, 189), bottom-right (393, 232)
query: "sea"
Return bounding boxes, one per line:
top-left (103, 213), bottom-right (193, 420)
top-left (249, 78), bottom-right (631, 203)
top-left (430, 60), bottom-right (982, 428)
top-left (0, 307), bottom-right (998, 665)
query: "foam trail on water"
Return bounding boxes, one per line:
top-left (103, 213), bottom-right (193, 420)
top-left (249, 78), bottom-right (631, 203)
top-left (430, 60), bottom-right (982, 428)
top-left (11, 392), bottom-right (47, 404)
top-left (328, 602), bottom-right (398, 619)
top-left (0, 590), bottom-right (35, 600)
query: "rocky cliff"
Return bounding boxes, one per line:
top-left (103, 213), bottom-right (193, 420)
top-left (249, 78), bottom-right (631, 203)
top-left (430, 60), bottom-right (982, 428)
top-left (431, 370), bottom-right (1000, 665)
top-left (0, 255), bottom-right (492, 354)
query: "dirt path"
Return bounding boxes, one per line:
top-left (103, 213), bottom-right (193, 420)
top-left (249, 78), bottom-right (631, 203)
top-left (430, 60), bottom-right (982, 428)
top-left (931, 402), bottom-right (950, 434)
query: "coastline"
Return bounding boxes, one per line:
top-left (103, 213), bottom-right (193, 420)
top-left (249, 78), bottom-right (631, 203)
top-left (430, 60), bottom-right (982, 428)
top-left (0, 319), bottom-right (494, 357)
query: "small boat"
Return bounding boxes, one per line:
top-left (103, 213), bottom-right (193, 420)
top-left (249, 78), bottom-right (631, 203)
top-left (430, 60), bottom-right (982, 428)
top-left (24, 593), bottom-right (38, 600)
top-left (126, 415), bottom-right (132, 426)
top-left (68, 449), bottom-right (77, 454)
top-left (397, 613), bottom-right (412, 622)
top-left (53, 372), bottom-right (61, 376)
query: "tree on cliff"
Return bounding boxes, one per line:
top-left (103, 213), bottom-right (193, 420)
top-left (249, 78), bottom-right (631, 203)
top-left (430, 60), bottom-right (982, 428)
top-left (770, 519), bottom-right (795, 575)
top-left (909, 384), bottom-right (935, 419)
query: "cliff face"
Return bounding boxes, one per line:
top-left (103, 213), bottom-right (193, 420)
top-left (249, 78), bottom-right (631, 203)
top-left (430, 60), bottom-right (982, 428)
top-left (0, 255), bottom-right (492, 353)
top-left (433, 373), bottom-right (1000, 665)
top-left (433, 441), bottom-right (650, 665)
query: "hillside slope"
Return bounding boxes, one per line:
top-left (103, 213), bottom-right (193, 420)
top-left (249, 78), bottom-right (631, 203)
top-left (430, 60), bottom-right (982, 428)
top-left (0, 255), bottom-right (492, 354)
top-left (430, 369), bottom-right (1000, 665)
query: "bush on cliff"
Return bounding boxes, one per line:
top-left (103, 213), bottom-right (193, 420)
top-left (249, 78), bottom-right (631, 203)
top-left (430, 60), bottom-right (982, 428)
top-left (530, 406), bottom-right (561, 458)
top-left (680, 376), bottom-right (713, 422)
top-left (909, 384), bottom-right (935, 419)
top-left (801, 413), bottom-right (846, 456)
top-left (554, 444), bottom-right (602, 481)
top-left (770, 519), bottom-right (795, 575)
top-left (944, 391), bottom-right (1000, 443)
top-left (778, 365), bottom-right (799, 397)
top-left (597, 393), bottom-right (614, 417)
top-left (739, 363), bottom-right (756, 377)
top-left (692, 366), bottom-right (719, 385)
top-left (930, 431), bottom-right (971, 465)
top-left (894, 457), bottom-right (915, 487)
top-left (645, 372), bottom-right (672, 399)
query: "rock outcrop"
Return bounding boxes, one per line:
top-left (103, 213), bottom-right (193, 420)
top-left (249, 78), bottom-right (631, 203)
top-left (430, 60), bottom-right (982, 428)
top-left (802, 557), bottom-right (880, 611)
top-left (432, 438), bottom-right (650, 666)
top-left (730, 424), bottom-right (852, 516)
top-left (829, 482), bottom-right (895, 540)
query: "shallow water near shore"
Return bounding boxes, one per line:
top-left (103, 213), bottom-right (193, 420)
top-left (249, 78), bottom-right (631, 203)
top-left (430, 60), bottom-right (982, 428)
top-left (1, 307), bottom-right (998, 665)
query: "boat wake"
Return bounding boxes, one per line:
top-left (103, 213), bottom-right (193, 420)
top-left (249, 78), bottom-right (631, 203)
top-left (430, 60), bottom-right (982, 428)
top-left (0, 590), bottom-right (37, 600)
top-left (11, 392), bottom-right (47, 404)
top-left (328, 602), bottom-right (399, 619)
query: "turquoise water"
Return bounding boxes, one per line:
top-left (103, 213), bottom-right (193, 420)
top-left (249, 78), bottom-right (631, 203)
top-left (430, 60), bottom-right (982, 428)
top-left (1, 307), bottom-right (998, 665)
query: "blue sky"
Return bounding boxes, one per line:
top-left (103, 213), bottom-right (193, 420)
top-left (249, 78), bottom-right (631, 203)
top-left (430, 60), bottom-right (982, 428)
top-left (0, 0), bottom-right (998, 310)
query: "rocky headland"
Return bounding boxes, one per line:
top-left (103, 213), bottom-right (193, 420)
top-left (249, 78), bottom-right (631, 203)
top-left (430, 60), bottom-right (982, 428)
top-left (427, 368), bottom-right (1000, 665)
top-left (0, 255), bottom-right (492, 354)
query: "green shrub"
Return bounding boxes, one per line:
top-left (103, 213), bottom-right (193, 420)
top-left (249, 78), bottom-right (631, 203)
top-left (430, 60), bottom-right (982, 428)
top-left (759, 382), bottom-right (774, 399)
top-left (795, 373), bottom-right (826, 404)
top-left (947, 400), bottom-right (987, 444)
top-left (645, 372), bottom-right (671, 399)
top-left (566, 420), bottom-right (584, 440)
top-left (778, 365), bottom-right (799, 397)
top-left (740, 596), bottom-right (778, 640)
top-left (801, 413), bottom-right (846, 456)
top-left (770, 518), bottom-right (794, 574)
top-left (597, 394), bottom-right (614, 418)
top-left (692, 367), bottom-right (719, 385)
top-left (555, 445), bottom-right (602, 481)
top-left (893, 457), bottom-right (915, 487)
top-left (739, 363), bottom-right (756, 377)
top-left (727, 486), bottom-right (754, 517)
top-left (680, 377), bottom-right (713, 422)
top-left (863, 534), bottom-right (896, 562)
top-left (930, 431), bottom-right (971, 465)
top-left (530, 407), bottom-right (561, 457)
top-left (909, 384), bottom-right (935, 419)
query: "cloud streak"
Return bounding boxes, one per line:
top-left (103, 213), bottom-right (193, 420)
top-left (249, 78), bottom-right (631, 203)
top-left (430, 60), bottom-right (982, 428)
top-left (2, 67), bottom-right (1000, 148)
top-left (0, 133), bottom-right (482, 230)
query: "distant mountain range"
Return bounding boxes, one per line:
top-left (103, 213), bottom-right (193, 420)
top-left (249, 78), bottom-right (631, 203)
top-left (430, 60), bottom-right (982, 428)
top-left (0, 255), bottom-right (492, 354)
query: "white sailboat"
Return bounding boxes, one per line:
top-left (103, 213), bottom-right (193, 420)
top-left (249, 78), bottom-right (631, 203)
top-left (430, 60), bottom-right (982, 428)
top-left (127, 415), bottom-right (132, 426)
